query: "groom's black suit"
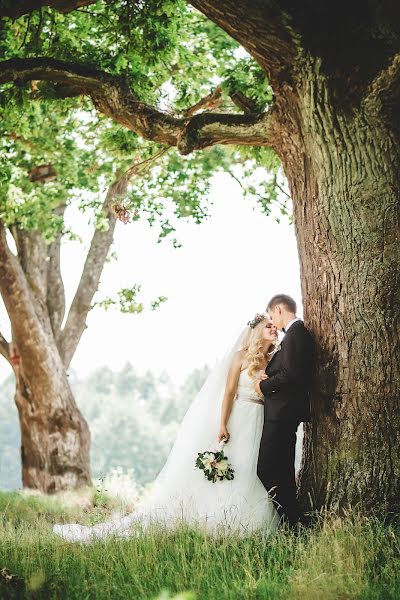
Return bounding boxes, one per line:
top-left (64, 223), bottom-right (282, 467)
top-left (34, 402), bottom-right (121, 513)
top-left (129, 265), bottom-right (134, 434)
top-left (257, 320), bottom-right (314, 527)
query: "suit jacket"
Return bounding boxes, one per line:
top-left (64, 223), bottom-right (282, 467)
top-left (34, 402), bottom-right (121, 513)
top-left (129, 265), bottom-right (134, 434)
top-left (259, 320), bottom-right (314, 422)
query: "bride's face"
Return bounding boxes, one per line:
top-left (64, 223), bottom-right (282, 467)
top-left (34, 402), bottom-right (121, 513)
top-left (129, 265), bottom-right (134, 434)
top-left (262, 321), bottom-right (278, 342)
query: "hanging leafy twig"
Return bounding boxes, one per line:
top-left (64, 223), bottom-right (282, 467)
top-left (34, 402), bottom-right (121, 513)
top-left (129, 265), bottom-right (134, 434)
top-left (112, 146), bottom-right (171, 222)
top-left (226, 167), bottom-right (291, 217)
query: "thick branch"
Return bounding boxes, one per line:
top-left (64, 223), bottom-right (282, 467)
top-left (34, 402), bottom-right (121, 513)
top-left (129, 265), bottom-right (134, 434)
top-left (57, 190), bottom-right (118, 368)
top-left (0, 220), bottom-right (49, 367)
top-left (16, 228), bottom-right (48, 303)
top-left (183, 85), bottom-right (223, 116)
top-left (189, 0), bottom-right (300, 87)
top-left (230, 91), bottom-right (259, 114)
top-left (364, 52), bottom-right (400, 119)
top-left (0, 0), bottom-right (96, 19)
top-left (12, 227), bottom-right (58, 344)
top-left (0, 57), bottom-right (279, 153)
top-left (58, 148), bottom-right (170, 367)
top-left (47, 204), bottom-right (67, 338)
top-left (178, 108), bottom-right (277, 154)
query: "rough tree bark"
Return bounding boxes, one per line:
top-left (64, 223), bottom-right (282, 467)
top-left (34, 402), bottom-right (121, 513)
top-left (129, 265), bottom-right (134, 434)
top-left (189, 0), bottom-right (400, 511)
top-left (0, 221), bottom-right (91, 492)
top-left (285, 57), bottom-right (400, 510)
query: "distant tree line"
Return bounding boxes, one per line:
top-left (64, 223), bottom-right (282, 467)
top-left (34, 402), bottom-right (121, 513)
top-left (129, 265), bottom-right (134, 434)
top-left (0, 364), bottom-right (210, 491)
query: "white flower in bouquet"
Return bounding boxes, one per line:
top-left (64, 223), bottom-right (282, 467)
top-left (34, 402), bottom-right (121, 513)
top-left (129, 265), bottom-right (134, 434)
top-left (202, 452), bottom-right (216, 472)
top-left (214, 459), bottom-right (229, 473)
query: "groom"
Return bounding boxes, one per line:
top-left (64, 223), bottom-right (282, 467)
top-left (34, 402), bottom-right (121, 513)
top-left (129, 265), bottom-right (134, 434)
top-left (255, 294), bottom-right (314, 527)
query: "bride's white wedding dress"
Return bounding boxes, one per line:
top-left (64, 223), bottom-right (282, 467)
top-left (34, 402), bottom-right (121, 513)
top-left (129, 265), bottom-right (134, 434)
top-left (53, 368), bottom-right (279, 543)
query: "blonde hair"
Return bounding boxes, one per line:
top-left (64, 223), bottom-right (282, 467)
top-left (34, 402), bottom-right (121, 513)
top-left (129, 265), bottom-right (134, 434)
top-left (242, 318), bottom-right (272, 381)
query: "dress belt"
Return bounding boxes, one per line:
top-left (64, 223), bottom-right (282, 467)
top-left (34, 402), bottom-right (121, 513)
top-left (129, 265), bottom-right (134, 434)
top-left (236, 396), bottom-right (264, 406)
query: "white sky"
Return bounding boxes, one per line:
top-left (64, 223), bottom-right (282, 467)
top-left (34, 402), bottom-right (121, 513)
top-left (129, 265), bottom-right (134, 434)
top-left (0, 171), bottom-right (301, 386)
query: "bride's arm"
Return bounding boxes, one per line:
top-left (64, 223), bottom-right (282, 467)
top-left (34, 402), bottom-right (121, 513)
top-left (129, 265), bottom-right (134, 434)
top-left (217, 351), bottom-right (243, 443)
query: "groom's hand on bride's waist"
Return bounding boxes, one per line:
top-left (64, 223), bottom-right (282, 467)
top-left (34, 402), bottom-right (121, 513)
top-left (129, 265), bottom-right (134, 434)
top-left (254, 372), bottom-right (268, 394)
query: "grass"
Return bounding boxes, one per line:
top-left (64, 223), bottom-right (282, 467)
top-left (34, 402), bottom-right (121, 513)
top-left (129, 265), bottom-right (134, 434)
top-left (0, 490), bottom-right (399, 600)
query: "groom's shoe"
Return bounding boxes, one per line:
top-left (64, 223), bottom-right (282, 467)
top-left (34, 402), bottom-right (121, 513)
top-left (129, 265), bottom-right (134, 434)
top-left (297, 512), bottom-right (314, 529)
top-left (277, 514), bottom-right (296, 533)
top-left (286, 514), bottom-right (314, 537)
top-left (279, 511), bottom-right (308, 534)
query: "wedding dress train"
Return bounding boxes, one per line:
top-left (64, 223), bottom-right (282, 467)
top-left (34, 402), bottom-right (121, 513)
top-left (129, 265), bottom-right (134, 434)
top-left (53, 368), bottom-right (280, 543)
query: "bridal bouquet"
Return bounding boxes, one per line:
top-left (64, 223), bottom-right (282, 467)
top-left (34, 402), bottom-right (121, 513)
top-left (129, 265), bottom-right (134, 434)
top-left (195, 439), bottom-right (235, 483)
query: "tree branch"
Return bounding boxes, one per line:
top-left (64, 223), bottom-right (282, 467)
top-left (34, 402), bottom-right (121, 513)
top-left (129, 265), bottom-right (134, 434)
top-left (273, 176), bottom-right (291, 200)
top-left (0, 57), bottom-right (279, 154)
top-left (188, 0), bottom-right (300, 87)
top-left (0, 331), bottom-right (10, 362)
top-left (12, 226), bottom-right (58, 344)
top-left (57, 188), bottom-right (117, 368)
top-left (183, 85), bottom-right (223, 116)
top-left (0, 220), bottom-right (49, 367)
top-left (47, 203), bottom-right (67, 338)
top-left (58, 147), bottom-right (173, 368)
top-left (183, 86), bottom-right (260, 117)
top-left (0, 0), bottom-right (97, 19)
top-left (364, 52), bottom-right (400, 119)
top-left (177, 108), bottom-right (278, 154)
top-left (229, 91), bottom-right (260, 114)
top-left (16, 228), bottom-right (48, 303)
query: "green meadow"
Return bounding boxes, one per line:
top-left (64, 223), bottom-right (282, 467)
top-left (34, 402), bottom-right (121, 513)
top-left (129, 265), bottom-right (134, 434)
top-left (0, 490), bottom-right (399, 600)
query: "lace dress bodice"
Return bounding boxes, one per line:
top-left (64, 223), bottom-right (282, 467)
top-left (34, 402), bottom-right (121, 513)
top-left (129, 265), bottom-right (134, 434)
top-left (235, 369), bottom-right (264, 405)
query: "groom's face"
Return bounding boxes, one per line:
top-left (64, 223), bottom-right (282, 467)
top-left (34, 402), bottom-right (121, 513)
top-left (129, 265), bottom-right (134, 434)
top-left (268, 305), bottom-right (283, 330)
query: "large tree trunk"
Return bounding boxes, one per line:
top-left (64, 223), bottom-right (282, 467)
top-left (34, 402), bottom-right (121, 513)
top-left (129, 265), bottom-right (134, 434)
top-left (14, 348), bottom-right (91, 493)
top-left (189, 1), bottom-right (400, 511)
top-left (276, 58), bottom-right (400, 511)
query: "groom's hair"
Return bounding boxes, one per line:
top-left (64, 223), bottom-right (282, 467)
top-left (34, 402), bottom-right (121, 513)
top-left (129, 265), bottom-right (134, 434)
top-left (267, 294), bottom-right (297, 314)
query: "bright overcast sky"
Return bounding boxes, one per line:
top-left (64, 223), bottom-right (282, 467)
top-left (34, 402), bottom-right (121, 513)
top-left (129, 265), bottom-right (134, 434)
top-left (0, 171), bottom-right (302, 385)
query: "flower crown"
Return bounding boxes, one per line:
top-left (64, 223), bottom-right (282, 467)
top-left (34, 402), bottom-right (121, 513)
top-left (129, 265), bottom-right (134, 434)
top-left (247, 312), bottom-right (267, 329)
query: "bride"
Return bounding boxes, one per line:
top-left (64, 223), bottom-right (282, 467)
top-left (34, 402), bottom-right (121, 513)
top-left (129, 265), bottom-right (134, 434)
top-left (53, 313), bottom-right (281, 542)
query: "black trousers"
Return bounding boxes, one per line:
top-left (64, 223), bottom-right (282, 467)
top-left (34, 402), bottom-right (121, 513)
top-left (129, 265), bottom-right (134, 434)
top-left (257, 419), bottom-right (300, 527)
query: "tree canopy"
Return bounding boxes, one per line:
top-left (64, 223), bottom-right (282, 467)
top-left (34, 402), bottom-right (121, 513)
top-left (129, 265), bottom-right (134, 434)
top-left (0, 0), bottom-right (289, 244)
